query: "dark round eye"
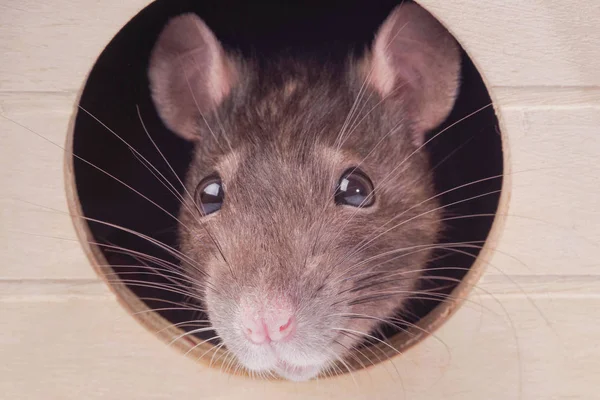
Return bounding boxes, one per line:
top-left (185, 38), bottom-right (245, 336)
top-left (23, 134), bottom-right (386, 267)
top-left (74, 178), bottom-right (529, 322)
top-left (335, 168), bottom-right (375, 208)
top-left (195, 174), bottom-right (224, 216)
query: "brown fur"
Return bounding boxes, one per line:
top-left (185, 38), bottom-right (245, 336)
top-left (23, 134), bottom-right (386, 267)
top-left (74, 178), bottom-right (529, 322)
top-left (149, 3), bottom-right (460, 381)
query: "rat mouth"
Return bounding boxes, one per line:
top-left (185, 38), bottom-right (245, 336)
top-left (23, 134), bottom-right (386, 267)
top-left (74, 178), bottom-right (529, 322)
top-left (274, 360), bottom-right (323, 382)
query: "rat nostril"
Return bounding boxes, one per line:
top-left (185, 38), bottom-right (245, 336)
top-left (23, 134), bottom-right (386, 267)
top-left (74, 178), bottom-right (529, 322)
top-left (240, 298), bottom-right (296, 343)
top-left (279, 317), bottom-right (293, 332)
top-left (241, 314), bottom-right (269, 344)
top-left (270, 315), bottom-right (295, 341)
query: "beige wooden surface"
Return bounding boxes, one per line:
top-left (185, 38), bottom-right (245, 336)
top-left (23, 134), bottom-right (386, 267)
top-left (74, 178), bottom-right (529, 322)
top-left (1, 0), bottom-right (599, 399)
top-left (2, 0), bottom-right (599, 90)
top-left (1, 277), bottom-right (597, 399)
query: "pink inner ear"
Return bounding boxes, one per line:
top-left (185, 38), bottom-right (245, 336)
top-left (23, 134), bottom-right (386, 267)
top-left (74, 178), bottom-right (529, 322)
top-left (368, 10), bottom-right (426, 99)
top-left (170, 15), bottom-right (237, 112)
top-left (187, 17), bottom-right (236, 109)
top-left (369, 16), bottom-right (399, 97)
top-left (148, 13), bottom-right (238, 141)
top-left (363, 3), bottom-right (461, 136)
top-left (176, 42), bottom-right (232, 115)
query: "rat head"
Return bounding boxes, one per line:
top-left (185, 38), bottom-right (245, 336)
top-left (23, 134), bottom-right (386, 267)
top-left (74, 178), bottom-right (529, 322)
top-left (149, 4), bottom-right (460, 381)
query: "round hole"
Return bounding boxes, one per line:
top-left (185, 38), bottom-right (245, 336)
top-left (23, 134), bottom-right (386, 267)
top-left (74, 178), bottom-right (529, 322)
top-left (67, 0), bottom-right (505, 379)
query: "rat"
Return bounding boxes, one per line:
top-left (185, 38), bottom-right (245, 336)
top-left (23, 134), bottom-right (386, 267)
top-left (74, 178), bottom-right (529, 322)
top-left (147, 3), bottom-right (460, 382)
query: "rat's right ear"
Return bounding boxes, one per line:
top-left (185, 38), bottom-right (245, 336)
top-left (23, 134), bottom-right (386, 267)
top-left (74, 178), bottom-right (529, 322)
top-left (148, 14), bottom-right (238, 141)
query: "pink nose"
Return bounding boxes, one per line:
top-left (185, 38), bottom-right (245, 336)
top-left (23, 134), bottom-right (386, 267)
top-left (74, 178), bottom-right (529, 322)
top-left (241, 310), bottom-right (296, 345)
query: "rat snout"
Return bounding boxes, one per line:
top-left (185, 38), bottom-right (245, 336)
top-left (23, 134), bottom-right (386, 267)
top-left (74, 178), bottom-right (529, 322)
top-left (239, 296), bottom-right (296, 345)
top-left (241, 313), bottom-right (296, 344)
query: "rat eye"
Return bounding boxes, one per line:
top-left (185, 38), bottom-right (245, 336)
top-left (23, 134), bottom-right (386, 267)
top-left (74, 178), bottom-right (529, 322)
top-left (195, 174), bottom-right (224, 216)
top-left (335, 168), bottom-right (375, 208)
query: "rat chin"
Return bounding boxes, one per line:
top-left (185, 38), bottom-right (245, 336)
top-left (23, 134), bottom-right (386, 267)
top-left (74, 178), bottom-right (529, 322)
top-left (239, 352), bottom-right (325, 382)
top-left (230, 340), bottom-right (331, 381)
top-left (274, 361), bottom-right (323, 381)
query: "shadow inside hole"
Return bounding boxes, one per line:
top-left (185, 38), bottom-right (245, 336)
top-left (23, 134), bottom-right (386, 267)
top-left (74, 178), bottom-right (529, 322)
top-left (72, 0), bottom-right (502, 354)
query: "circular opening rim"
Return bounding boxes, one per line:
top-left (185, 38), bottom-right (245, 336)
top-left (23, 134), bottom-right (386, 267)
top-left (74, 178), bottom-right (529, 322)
top-left (62, 0), bottom-right (511, 380)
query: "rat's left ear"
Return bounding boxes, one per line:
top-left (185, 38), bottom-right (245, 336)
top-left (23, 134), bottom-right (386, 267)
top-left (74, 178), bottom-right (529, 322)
top-left (362, 3), bottom-right (461, 142)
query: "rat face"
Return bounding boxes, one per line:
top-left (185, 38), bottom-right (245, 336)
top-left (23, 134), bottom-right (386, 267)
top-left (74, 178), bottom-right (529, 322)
top-left (178, 140), bottom-right (442, 381)
top-left (149, 4), bottom-right (460, 381)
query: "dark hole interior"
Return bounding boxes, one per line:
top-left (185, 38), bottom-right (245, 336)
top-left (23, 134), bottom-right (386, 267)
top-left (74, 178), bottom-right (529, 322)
top-left (73, 0), bottom-right (502, 354)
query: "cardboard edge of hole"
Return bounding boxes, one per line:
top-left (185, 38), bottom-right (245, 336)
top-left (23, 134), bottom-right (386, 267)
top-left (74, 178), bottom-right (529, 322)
top-left (61, 1), bottom-right (511, 381)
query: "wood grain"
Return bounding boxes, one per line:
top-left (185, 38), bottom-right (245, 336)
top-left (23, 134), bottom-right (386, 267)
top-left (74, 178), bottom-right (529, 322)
top-left (420, 0), bottom-right (600, 87)
top-left (1, 0), bottom-right (598, 92)
top-left (0, 277), bottom-right (597, 399)
top-left (0, 0), bottom-right (599, 398)
top-left (0, 1), bottom-right (147, 92)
